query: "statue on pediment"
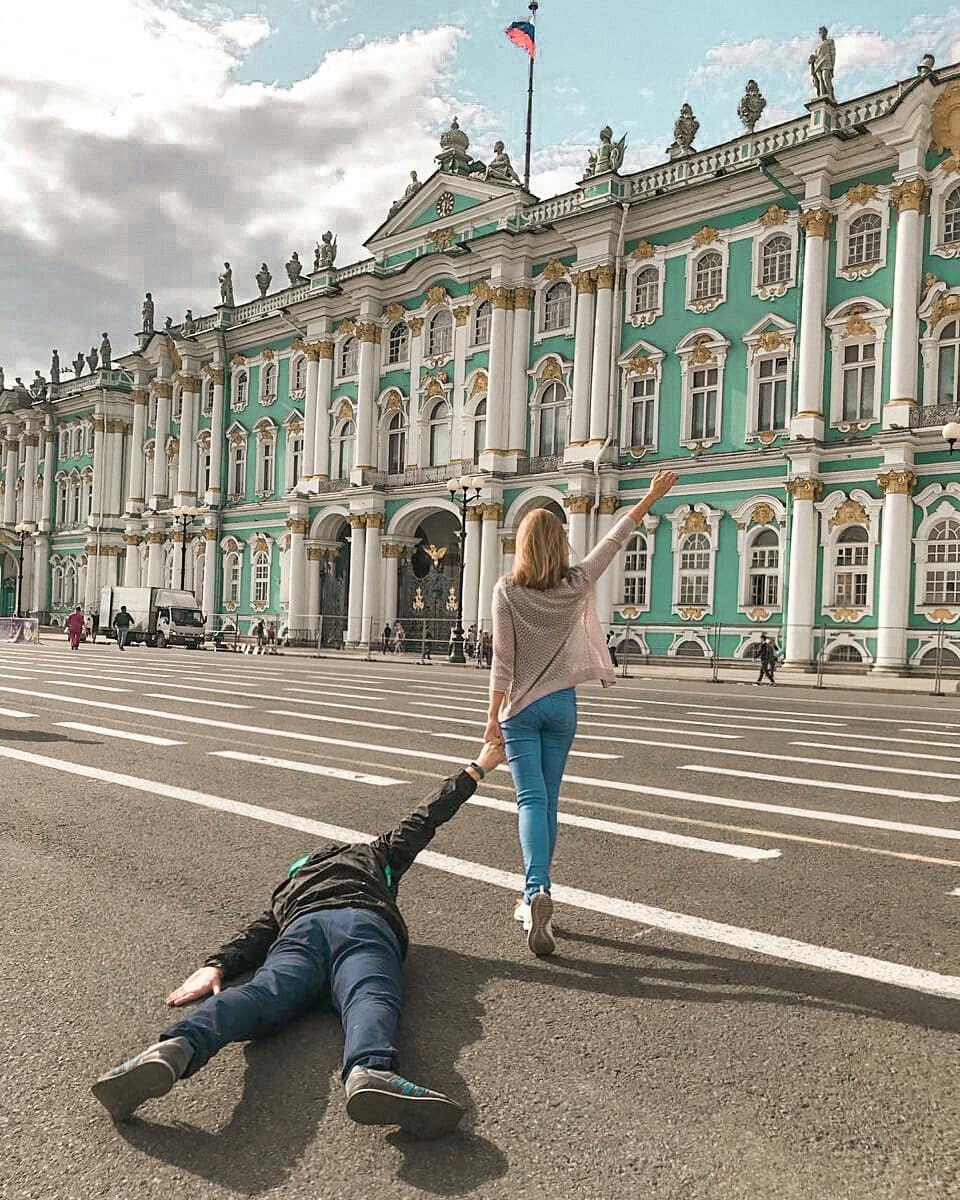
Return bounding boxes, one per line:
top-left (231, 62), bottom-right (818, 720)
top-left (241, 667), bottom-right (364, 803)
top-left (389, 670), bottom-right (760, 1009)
top-left (485, 141), bottom-right (521, 186)
top-left (667, 104), bottom-right (699, 159)
top-left (389, 170), bottom-right (423, 216)
top-left (86, 347), bottom-right (99, 374)
top-left (50, 350), bottom-right (60, 385)
top-left (219, 262), bottom-right (234, 307)
top-left (141, 292), bottom-right (155, 334)
top-left (72, 352), bottom-right (85, 377)
top-left (314, 230), bottom-right (337, 271)
top-left (183, 309), bottom-right (196, 336)
top-left (809, 26), bottom-right (837, 103)
top-left (285, 251), bottom-right (303, 286)
top-left (256, 263), bottom-right (272, 298)
top-left (30, 370), bottom-right (48, 401)
top-left (100, 333), bottom-right (112, 371)
top-left (737, 80), bottom-right (767, 133)
top-left (583, 126), bottom-right (626, 178)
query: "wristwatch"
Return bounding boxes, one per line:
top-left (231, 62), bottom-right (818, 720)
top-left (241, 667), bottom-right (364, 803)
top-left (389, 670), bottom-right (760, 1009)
top-left (468, 761), bottom-right (485, 779)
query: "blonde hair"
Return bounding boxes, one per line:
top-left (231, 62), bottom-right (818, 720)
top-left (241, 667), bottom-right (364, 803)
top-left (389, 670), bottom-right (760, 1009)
top-left (510, 508), bottom-right (569, 590)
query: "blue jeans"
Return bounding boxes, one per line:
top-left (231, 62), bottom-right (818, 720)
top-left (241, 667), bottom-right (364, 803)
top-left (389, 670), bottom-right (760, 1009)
top-left (501, 687), bottom-right (577, 903)
top-left (116, 627), bottom-right (128, 649)
top-left (162, 908), bottom-right (403, 1080)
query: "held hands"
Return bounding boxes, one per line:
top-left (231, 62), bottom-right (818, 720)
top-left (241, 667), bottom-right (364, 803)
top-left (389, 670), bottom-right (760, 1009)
top-left (166, 965), bottom-right (223, 1007)
top-left (482, 717), bottom-right (503, 748)
top-left (476, 739), bottom-right (506, 773)
top-left (645, 469), bottom-right (678, 501)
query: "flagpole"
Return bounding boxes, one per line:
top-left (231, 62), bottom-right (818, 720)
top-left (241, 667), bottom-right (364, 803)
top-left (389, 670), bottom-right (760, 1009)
top-left (523, 0), bottom-right (538, 192)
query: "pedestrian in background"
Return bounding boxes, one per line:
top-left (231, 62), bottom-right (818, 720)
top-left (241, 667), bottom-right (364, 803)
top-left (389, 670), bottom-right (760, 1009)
top-left (266, 621), bottom-right (277, 654)
top-left (606, 630), bottom-right (618, 668)
top-left (382, 623), bottom-right (392, 654)
top-left (393, 624), bottom-right (405, 655)
top-left (66, 606), bottom-right (85, 651)
top-left (485, 469), bottom-right (677, 957)
top-left (113, 605), bottom-right (133, 651)
top-left (254, 619), bottom-right (266, 651)
top-left (755, 633), bottom-right (777, 686)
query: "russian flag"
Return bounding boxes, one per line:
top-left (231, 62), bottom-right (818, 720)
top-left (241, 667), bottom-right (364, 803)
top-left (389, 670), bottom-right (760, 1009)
top-left (505, 20), bottom-right (535, 58)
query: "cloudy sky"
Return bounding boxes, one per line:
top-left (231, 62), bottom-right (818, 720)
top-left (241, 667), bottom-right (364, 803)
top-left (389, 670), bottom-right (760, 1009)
top-left (2, 0), bottom-right (959, 383)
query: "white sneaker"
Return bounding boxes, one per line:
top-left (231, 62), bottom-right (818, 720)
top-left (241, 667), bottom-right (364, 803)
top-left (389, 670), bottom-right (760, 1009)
top-left (513, 897), bottom-right (531, 929)
top-left (527, 888), bottom-right (556, 957)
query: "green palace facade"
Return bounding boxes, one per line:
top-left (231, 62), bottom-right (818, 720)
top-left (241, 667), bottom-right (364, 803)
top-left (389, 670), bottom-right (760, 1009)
top-left (4, 61), bottom-right (960, 671)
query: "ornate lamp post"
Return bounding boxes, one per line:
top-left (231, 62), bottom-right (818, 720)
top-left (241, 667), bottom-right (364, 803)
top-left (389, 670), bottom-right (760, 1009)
top-left (446, 473), bottom-right (485, 663)
top-left (13, 522), bottom-right (30, 618)
top-left (943, 421), bottom-right (960, 454)
top-left (170, 505), bottom-right (201, 590)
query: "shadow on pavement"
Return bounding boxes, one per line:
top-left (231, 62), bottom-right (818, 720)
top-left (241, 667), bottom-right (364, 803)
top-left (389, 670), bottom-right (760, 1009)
top-left (0, 729), bottom-right (93, 745)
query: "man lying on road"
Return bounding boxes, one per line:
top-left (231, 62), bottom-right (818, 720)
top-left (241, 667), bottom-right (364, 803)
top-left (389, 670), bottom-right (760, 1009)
top-left (92, 740), bottom-right (505, 1138)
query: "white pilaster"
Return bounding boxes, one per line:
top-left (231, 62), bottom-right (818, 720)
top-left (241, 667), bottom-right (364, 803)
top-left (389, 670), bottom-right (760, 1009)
top-left (32, 533), bottom-right (49, 612)
top-left (146, 525), bottom-right (165, 588)
top-left (477, 504), bottom-right (502, 629)
top-left (150, 378), bottom-right (172, 505)
top-left (306, 546), bottom-right (322, 631)
top-left (354, 316), bottom-right (381, 472)
top-left (286, 509), bottom-right (308, 633)
top-left (568, 271), bottom-right (596, 450)
top-left (479, 290), bottom-right (511, 467)
top-left (22, 432), bottom-right (38, 525)
top-left (508, 290), bottom-right (533, 454)
top-left (792, 210), bottom-right (831, 441)
top-left (564, 495), bottom-right (593, 561)
top-left (39, 425), bottom-right (54, 530)
top-left (381, 545), bottom-right (399, 625)
top-left (128, 386), bottom-right (148, 510)
top-left (123, 530), bottom-right (141, 587)
top-left (346, 516), bottom-right (366, 643)
top-left (874, 467), bottom-right (917, 671)
top-left (301, 349), bottom-right (321, 481)
top-left (784, 477), bottom-right (821, 666)
top-left (176, 375), bottom-right (198, 503)
top-left (206, 366), bottom-right (225, 507)
top-left (885, 180), bottom-right (928, 430)
top-left (2, 432), bottom-right (16, 525)
top-left (314, 344), bottom-right (334, 479)
top-left (360, 512), bottom-right (383, 643)
top-left (588, 266), bottom-right (615, 444)
top-left (593, 496), bottom-right (618, 622)
top-left (463, 507), bottom-right (482, 627)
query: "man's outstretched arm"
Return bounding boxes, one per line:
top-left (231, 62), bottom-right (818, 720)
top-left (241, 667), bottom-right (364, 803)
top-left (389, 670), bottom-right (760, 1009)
top-left (166, 907), bottom-right (280, 1007)
top-left (372, 741), bottom-right (505, 882)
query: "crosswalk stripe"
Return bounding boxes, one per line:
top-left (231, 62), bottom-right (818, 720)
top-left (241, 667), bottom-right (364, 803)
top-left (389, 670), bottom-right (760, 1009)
top-left (1, 741), bottom-right (956, 1000)
top-left (56, 722), bottom-right (185, 746)
top-left (0, 707), bottom-right (32, 718)
top-left (147, 694), bottom-right (251, 709)
top-left (210, 750), bottom-right (401, 786)
top-left (49, 681), bottom-right (131, 693)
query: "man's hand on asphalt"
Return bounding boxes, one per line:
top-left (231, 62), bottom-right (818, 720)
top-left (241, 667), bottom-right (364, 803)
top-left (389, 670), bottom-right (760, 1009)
top-left (166, 965), bottom-right (223, 1007)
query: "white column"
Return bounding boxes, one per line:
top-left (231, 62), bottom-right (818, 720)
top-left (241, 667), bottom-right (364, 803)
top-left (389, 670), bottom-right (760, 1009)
top-left (354, 321), bottom-right (381, 472)
top-left (569, 271), bottom-right (596, 448)
top-left (207, 367), bottom-right (225, 506)
top-left (501, 534), bottom-right (516, 578)
top-left (588, 265), bottom-right (615, 444)
top-left (874, 469), bottom-right (917, 671)
top-left (306, 546), bottom-right (322, 630)
top-left (176, 375), bottom-right (198, 503)
top-left (39, 425), bottom-right (54, 530)
top-left (593, 496), bottom-right (618, 623)
top-left (885, 181), bottom-right (927, 429)
top-left (202, 526), bottom-right (217, 631)
top-left (450, 308), bottom-right (469, 463)
top-left (346, 515), bottom-right (366, 643)
top-left (314, 343), bottom-right (334, 479)
top-left (508, 290), bottom-right (533, 453)
top-left (146, 527), bottom-right (165, 588)
top-left (381, 544), bottom-right (399, 625)
top-left (407, 322), bottom-right (424, 467)
top-left (128, 387), bottom-right (148, 510)
top-left (150, 379), bottom-right (172, 504)
top-left (481, 292), bottom-right (511, 459)
top-left (792, 210), bottom-right (831, 440)
top-left (106, 422), bottom-right (124, 518)
top-left (84, 544), bottom-right (100, 609)
top-left (477, 504), bottom-right (502, 629)
top-left (360, 513), bottom-right (382, 644)
top-left (4, 431), bottom-right (19, 525)
top-left (286, 514), bottom-right (308, 632)
top-left (564, 495), bottom-right (593, 561)
top-left (32, 534), bottom-right (49, 612)
top-left (123, 531), bottom-right (141, 586)
top-left (22, 433), bottom-right (39, 525)
top-left (784, 478), bottom-right (821, 666)
top-left (463, 507), bottom-right (482, 626)
top-left (301, 348), bottom-right (321, 481)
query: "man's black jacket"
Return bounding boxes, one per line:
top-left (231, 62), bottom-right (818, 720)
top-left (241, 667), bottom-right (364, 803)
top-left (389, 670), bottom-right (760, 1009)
top-left (204, 768), bottom-right (478, 978)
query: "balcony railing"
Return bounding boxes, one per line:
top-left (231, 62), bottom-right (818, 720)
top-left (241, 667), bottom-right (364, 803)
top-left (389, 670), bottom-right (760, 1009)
top-left (910, 405), bottom-right (960, 430)
top-left (384, 465), bottom-right (458, 487)
top-left (514, 454), bottom-right (564, 475)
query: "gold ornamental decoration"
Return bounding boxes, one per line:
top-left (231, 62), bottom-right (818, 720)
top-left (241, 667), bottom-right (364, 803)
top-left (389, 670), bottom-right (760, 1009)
top-left (759, 204), bottom-right (789, 228)
top-left (364, 512), bottom-right (384, 529)
top-left (201, 365), bottom-right (224, 384)
top-left (424, 378), bottom-right (446, 398)
top-left (502, 537), bottom-right (517, 555)
top-left (832, 608), bottom-right (862, 622)
top-left (356, 322), bottom-right (381, 344)
top-left (424, 543), bottom-right (447, 565)
top-left (931, 293), bottom-right (960, 325)
top-left (890, 179), bottom-right (928, 213)
top-left (412, 587), bottom-right (425, 611)
top-left (445, 587), bottom-right (458, 613)
top-left (540, 359), bottom-right (563, 382)
top-left (491, 286), bottom-right (514, 309)
top-left (150, 379), bottom-right (173, 399)
top-left (471, 280), bottom-right (493, 300)
top-left (598, 495), bottom-right (619, 515)
top-left (470, 371), bottom-right (488, 396)
top-left (481, 503), bottom-right (503, 522)
top-left (571, 269), bottom-right (596, 295)
top-left (843, 307), bottom-right (874, 338)
top-left (876, 470), bottom-right (917, 495)
top-left (689, 335), bottom-right (715, 366)
top-left (679, 511), bottom-right (708, 536)
top-left (679, 607), bottom-right (705, 620)
top-left (336, 399), bottom-right (353, 420)
top-left (928, 607), bottom-right (959, 622)
top-left (751, 502), bottom-right (775, 526)
top-left (427, 227), bottom-right (455, 250)
top-left (383, 389), bottom-right (403, 411)
top-left (845, 182), bottom-right (878, 206)
top-left (452, 305), bottom-right (470, 326)
top-left (595, 264), bottom-right (616, 290)
top-left (786, 477), bottom-right (821, 501)
top-left (628, 355), bottom-right (656, 376)
top-left (513, 286), bottom-right (534, 310)
top-left (261, 348), bottom-right (275, 362)
top-left (384, 302), bottom-right (405, 323)
top-left (753, 330), bottom-right (786, 356)
top-left (336, 319), bottom-right (356, 336)
top-left (541, 258), bottom-right (567, 281)
top-left (692, 225), bottom-right (720, 247)
top-left (631, 240), bottom-right (656, 260)
top-left (287, 417), bottom-right (303, 435)
top-left (931, 81), bottom-right (960, 172)
top-left (798, 207), bottom-right (833, 238)
top-left (285, 517), bottom-right (309, 535)
top-left (407, 317), bottom-right (424, 337)
top-left (231, 354), bottom-right (246, 367)
top-left (427, 285), bottom-right (450, 307)
top-left (828, 498), bottom-right (870, 530)
top-left (563, 495), bottom-right (594, 514)
top-left (130, 386), bottom-right (149, 405)
top-left (747, 607), bottom-right (769, 622)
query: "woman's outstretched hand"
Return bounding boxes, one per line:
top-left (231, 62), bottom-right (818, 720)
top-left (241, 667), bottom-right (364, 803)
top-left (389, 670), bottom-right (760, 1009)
top-left (646, 469), bottom-right (678, 501)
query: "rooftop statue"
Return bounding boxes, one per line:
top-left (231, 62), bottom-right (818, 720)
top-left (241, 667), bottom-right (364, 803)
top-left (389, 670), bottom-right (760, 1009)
top-left (14, 377), bottom-right (32, 402)
top-left (737, 80), bottom-right (767, 133)
top-left (583, 126), bottom-right (626, 178)
top-left (100, 333), bottom-right (112, 371)
top-left (72, 352), bottom-right (85, 377)
top-left (440, 116), bottom-right (470, 154)
top-left (182, 309), bottom-right (196, 336)
top-left (314, 230), bottom-right (337, 271)
top-left (810, 26), bottom-right (837, 104)
top-left (389, 170), bottom-right (423, 216)
top-left (219, 261), bottom-right (235, 307)
top-left (485, 141), bottom-right (521, 186)
top-left (285, 251), bottom-right (303, 286)
top-left (86, 347), bottom-right (99, 374)
top-left (0, 365), bottom-right (4, 392)
top-left (142, 292), bottom-right (154, 335)
top-left (50, 350), bottom-right (60, 385)
top-left (164, 316), bottom-right (174, 334)
top-left (667, 103), bottom-right (699, 159)
top-left (30, 370), bottom-right (48, 401)
top-left (256, 263), bottom-right (272, 298)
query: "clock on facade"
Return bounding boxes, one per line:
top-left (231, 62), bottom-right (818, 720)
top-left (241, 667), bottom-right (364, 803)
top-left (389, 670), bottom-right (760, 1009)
top-left (436, 192), bottom-right (455, 217)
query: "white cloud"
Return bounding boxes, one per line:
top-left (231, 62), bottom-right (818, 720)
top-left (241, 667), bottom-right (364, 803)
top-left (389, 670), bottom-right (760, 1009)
top-left (310, 1), bottom-right (350, 31)
top-left (0, 1), bottom-right (468, 380)
top-left (529, 136), bottom-right (663, 200)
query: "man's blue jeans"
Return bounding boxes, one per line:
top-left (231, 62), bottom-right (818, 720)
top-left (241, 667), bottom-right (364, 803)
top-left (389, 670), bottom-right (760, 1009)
top-left (116, 627), bottom-right (128, 649)
top-left (501, 687), bottom-right (577, 903)
top-left (162, 908), bottom-right (403, 1080)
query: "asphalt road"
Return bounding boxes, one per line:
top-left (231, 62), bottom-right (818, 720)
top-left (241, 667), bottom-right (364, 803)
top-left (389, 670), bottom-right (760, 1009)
top-left (2, 640), bottom-right (959, 1200)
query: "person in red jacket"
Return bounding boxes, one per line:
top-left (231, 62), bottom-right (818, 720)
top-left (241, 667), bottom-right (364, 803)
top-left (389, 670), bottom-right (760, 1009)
top-left (92, 740), bottom-right (504, 1138)
top-left (65, 606), bottom-right (85, 650)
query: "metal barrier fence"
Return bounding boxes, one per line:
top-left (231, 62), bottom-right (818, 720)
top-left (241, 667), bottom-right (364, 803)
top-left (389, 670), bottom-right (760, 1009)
top-left (0, 617), bottom-right (40, 644)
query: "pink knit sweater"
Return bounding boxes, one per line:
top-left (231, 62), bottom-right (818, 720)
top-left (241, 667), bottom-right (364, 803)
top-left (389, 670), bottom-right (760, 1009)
top-left (490, 513), bottom-right (637, 721)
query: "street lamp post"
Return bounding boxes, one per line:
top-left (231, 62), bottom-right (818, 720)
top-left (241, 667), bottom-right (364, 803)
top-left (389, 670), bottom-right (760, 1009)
top-left (943, 421), bottom-right (960, 454)
top-left (170, 505), bottom-right (201, 591)
top-left (13, 522), bottom-right (30, 618)
top-left (446, 474), bottom-right (485, 663)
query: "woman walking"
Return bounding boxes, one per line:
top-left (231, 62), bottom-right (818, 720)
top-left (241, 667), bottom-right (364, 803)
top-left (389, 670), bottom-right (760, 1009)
top-left (66, 605), bottom-right (85, 651)
top-left (485, 470), bottom-right (677, 956)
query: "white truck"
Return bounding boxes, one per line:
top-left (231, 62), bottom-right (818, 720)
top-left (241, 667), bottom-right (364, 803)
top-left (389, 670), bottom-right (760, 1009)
top-left (99, 586), bottom-right (205, 649)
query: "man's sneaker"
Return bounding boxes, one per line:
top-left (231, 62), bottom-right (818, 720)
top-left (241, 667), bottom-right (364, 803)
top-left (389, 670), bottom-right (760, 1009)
top-left (344, 1066), bottom-right (463, 1138)
top-left (91, 1037), bottom-right (193, 1121)
top-left (527, 887), bottom-right (556, 957)
top-left (513, 897), bottom-right (531, 929)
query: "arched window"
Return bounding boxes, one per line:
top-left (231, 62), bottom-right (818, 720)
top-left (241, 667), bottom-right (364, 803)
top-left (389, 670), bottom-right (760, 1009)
top-left (623, 533), bottom-right (648, 605)
top-left (292, 356), bottom-right (307, 391)
top-left (924, 518), bottom-right (960, 605)
top-left (51, 563), bottom-right (63, 606)
top-left (543, 282), bottom-right (571, 331)
top-left (56, 477), bottom-right (68, 526)
top-left (676, 639), bottom-right (705, 658)
top-left (70, 425), bottom-right (82, 457)
top-left (428, 310), bottom-right (453, 357)
top-left (234, 371), bottom-right (248, 409)
top-left (333, 420), bottom-right (356, 479)
top-left (537, 381), bottom-right (569, 456)
top-left (678, 533), bottom-right (710, 606)
top-left (633, 267), bottom-right (659, 313)
top-left (70, 474), bottom-right (82, 525)
top-left (262, 363), bottom-right (276, 397)
top-left (834, 526), bottom-right (869, 607)
top-left (339, 337), bottom-right (358, 378)
top-left (223, 551), bottom-right (241, 604)
top-left (63, 561), bottom-right (76, 607)
top-left (694, 251), bottom-right (723, 300)
top-left (945, 185), bottom-right (960, 246)
top-left (253, 552), bottom-right (270, 605)
top-left (164, 543), bottom-right (177, 589)
top-left (82, 471), bottom-right (94, 521)
top-left (472, 399), bottom-right (487, 460)
top-left (760, 235), bottom-right (791, 286)
top-left (58, 428), bottom-right (68, 458)
top-left (387, 322), bottom-right (409, 365)
top-left (937, 320), bottom-right (960, 407)
top-left (473, 300), bottom-right (491, 345)
top-left (198, 440), bottom-right (212, 495)
top-left (828, 643), bottom-right (863, 664)
top-left (748, 528), bottom-right (780, 607)
top-left (386, 412), bottom-right (406, 475)
top-left (427, 400), bottom-right (451, 467)
top-left (148, 393), bottom-right (158, 427)
top-left (846, 213), bottom-right (882, 267)
top-left (202, 378), bottom-right (215, 416)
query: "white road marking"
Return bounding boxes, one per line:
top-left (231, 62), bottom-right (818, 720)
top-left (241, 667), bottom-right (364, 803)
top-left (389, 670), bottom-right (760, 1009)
top-left (466, 794), bottom-right (780, 861)
top-left (56, 722), bottom-right (185, 746)
top-left (0, 707), bottom-right (32, 718)
top-left (267, 709), bottom-right (409, 732)
top-left (147, 694), bottom-right (251, 708)
top-left (681, 765), bottom-right (960, 815)
top-left (2, 742), bottom-right (956, 1000)
top-left (785, 743), bottom-right (960, 785)
top-left (425, 731), bottom-right (621, 760)
top-left (950, 887), bottom-right (960, 896)
top-left (210, 750), bottom-right (401, 786)
top-left (794, 739), bottom-right (960, 765)
top-left (49, 681), bottom-right (131, 693)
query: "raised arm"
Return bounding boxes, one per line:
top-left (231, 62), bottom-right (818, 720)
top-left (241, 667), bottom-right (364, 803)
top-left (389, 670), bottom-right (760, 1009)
top-left (578, 470), bottom-right (678, 585)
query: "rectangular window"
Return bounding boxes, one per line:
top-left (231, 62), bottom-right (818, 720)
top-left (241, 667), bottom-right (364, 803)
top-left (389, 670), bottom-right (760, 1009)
top-left (835, 544), bottom-right (869, 606)
top-left (629, 377), bottom-right (656, 447)
top-left (925, 569), bottom-right (960, 605)
top-left (678, 573), bottom-right (709, 605)
top-left (841, 343), bottom-right (876, 421)
top-left (756, 356), bottom-right (788, 433)
top-left (938, 344), bottom-right (958, 407)
top-left (690, 368), bottom-right (718, 440)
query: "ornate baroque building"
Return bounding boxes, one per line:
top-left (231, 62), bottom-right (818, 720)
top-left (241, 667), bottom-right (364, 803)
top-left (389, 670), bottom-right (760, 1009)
top-left (4, 63), bottom-right (960, 671)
